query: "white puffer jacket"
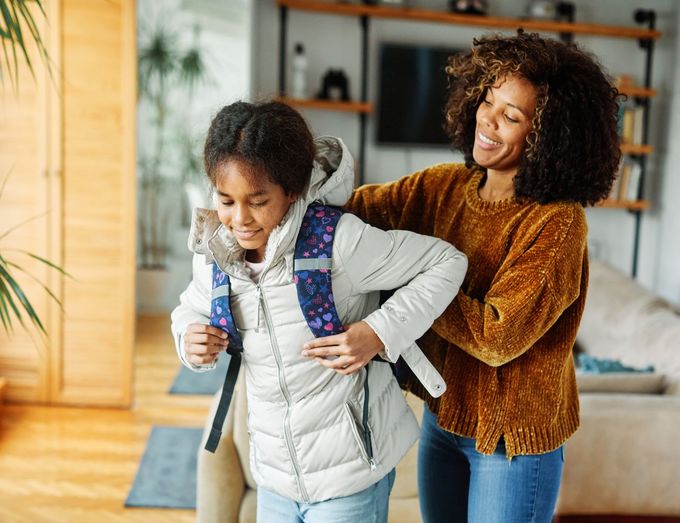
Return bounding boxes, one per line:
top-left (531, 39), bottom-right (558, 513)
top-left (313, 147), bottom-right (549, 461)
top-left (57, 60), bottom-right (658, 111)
top-left (171, 137), bottom-right (467, 503)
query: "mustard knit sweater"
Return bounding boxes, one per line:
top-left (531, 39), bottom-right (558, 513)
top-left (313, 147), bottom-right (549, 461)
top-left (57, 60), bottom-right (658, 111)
top-left (347, 164), bottom-right (588, 457)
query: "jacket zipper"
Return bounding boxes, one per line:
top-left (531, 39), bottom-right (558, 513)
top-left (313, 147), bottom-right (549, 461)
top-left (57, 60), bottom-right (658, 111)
top-left (258, 284), bottom-right (311, 503)
top-left (361, 366), bottom-right (377, 471)
top-left (343, 403), bottom-right (377, 471)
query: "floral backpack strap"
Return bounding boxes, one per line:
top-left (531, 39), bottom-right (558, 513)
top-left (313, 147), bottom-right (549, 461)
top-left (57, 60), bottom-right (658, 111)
top-left (205, 263), bottom-right (244, 453)
top-left (293, 203), bottom-right (345, 337)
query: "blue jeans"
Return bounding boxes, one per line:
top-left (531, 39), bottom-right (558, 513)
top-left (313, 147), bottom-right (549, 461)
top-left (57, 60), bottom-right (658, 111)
top-left (257, 469), bottom-right (396, 523)
top-left (418, 405), bottom-right (564, 523)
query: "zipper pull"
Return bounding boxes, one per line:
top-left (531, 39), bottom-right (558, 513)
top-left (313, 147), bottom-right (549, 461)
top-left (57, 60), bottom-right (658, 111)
top-left (369, 458), bottom-right (377, 472)
top-left (255, 285), bottom-right (262, 332)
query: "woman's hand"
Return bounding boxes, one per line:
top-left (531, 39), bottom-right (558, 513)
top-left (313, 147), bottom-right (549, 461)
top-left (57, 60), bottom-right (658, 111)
top-left (301, 321), bottom-right (385, 375)
top-left (183, 323), bottom-right (229, 366)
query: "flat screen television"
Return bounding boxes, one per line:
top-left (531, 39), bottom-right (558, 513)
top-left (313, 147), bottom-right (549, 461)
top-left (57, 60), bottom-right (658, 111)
top-left (376, 43), bottom-right (464, 147)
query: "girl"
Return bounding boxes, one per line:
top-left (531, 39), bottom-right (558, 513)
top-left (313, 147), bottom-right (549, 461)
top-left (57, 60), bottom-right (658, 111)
top-left (171, 100), bottom-right (467, 522)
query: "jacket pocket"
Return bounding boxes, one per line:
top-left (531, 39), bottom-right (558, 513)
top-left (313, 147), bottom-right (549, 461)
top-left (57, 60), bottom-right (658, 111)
top-left (343, 403), bottom-right (376, 470)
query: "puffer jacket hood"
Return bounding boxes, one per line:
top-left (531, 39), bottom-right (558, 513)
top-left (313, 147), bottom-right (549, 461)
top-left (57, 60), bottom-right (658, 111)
top-left (188, 136), bottom-right (354, 274)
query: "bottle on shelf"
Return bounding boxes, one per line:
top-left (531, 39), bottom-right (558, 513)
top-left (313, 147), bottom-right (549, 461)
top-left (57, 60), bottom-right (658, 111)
top-left (290, 42), bottom-right (308, 99)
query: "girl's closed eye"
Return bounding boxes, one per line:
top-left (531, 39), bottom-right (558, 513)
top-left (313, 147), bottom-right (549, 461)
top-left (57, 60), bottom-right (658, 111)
top-left (505, 114), bottom-right (519, 123)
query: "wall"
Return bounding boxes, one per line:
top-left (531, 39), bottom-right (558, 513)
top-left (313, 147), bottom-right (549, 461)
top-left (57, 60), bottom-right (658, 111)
top-left (136, 0), bottom-right (253, 312)
top-left (652, 9), bottom-right (680, 304)
top-left (253, 0), bottom-right (680, 304)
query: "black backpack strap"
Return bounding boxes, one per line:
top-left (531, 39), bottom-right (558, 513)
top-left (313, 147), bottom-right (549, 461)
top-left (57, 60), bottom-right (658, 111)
top-left (205, 263), bottom-right (244, 453)
top-left (204, 351), bottom-right (241, 453)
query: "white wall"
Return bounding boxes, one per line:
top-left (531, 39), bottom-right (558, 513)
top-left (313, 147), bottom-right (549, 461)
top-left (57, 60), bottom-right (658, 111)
top-left (253, 0), bottom-right (680, 304)
top-left (136, 0), bottom-right (253, 312)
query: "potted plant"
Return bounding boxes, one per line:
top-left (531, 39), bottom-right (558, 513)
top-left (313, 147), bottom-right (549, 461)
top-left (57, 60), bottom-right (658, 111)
top-left (136, 21), bottom-right (207, 311)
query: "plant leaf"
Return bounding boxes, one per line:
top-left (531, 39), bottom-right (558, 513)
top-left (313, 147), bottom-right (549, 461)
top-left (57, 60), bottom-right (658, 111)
top-left (0, 0), bottom-right (21, 88)
top-left (0, 262), bottom-right (46, 334)
top-left (8, 0), bottom-right (35, 78)
top-left (0, 268), bottom-right (26, 330)
top-left (23, 251), bottom-right (70, 277)
top-left (0, 283), bottom-right (13, 333)
top-left (4, 259), bottom-right (64, 311)
top-left (0, 210), bottom-right (48, 241)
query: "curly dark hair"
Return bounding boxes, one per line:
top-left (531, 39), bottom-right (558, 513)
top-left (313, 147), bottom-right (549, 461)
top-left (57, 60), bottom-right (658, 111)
top-left (444, 31), bottom-right (621, 206)
top-left (204, 100), bottom-right (315, 195)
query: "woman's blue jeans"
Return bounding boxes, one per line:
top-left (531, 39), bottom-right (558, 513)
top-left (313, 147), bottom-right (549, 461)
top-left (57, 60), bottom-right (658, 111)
top-left (257, 469), bottom-right (396, 523)
top-left (418, 405), bottom-right (564, 523)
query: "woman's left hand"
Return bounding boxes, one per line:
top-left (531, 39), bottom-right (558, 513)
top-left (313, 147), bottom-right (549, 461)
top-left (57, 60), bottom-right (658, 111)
top-left (301, 321), bottom-right (385, 375)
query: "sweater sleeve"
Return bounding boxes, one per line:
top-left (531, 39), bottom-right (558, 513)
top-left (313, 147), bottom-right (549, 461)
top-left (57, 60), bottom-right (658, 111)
top-left (345, 168), bottom-right (440, 234)
top-left (335, 213), bottom-right (467, 361)
top-left (432, 207), bottom-right (587, 367)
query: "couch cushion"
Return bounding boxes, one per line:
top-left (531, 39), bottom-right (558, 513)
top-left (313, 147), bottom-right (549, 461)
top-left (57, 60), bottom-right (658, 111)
top-left (576, 371), bottom-right (666, 394)
top-left (577, 261), bottom-right (680, 393)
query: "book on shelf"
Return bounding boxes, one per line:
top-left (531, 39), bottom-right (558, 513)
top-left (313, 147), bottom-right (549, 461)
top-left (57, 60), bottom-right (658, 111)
top-left (619, 103), bottom-right (644, 145)
top-left (609, 159), bottom-right (642, 202)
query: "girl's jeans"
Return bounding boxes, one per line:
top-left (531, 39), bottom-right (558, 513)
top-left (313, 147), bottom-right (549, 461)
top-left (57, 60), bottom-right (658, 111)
top-left (257, 468), bottom-right (396, 523)
top-left (418, 405), bottom-right (564, 523)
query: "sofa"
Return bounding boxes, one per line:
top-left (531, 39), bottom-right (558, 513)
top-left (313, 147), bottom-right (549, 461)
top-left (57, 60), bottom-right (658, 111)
top-left (196, 260), bottom-right (680, 522)
top-left (555, 260), bottom-right (680, 521)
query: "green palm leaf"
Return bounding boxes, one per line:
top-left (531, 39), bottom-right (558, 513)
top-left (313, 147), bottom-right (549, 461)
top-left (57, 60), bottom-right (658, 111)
top-left (0, 0), bottom-right (49, 88)
top-left (0, 257), bottom-right (46, 334)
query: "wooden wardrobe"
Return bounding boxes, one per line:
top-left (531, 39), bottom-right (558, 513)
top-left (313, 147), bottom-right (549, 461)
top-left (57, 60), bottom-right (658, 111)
top-left (0, 0), bottom-right (136, 407)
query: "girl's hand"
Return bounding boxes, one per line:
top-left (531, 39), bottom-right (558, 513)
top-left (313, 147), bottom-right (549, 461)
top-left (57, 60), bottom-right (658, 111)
top-left (301, 321), bottom-right (384, 375)
top-left (184, 323), bottom-right (229, 366)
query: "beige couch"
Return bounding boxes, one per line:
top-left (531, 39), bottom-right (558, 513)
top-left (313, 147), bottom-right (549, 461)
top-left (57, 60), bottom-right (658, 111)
top-left (555, 260), bottom-right (680, 520)
top-left (196, 260), bottom-right (680, 523)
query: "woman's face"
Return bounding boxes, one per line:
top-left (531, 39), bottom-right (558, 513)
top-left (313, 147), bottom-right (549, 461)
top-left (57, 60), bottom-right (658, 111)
top-left (473, 74), bottom-right (538, 177)
top-left (214, 160), bottom-right (296, 263)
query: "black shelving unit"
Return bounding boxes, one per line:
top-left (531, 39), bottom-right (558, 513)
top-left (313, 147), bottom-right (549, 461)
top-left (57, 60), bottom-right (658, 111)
top-left (278, 6), bottom-right (371, 183)
top-left (277, 2), bottom-right (659, 277)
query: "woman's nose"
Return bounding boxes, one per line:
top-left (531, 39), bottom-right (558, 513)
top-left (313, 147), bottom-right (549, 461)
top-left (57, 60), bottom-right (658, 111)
top-left (480, 109), bottom-right (499, 129)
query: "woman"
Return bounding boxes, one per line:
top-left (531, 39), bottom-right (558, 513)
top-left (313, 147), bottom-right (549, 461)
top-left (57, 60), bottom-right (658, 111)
top-left (301, 31), bottom-right (620, 522)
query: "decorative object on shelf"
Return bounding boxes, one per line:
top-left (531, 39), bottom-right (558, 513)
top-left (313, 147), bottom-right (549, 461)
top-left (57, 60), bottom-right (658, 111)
top-left (290, 42), bottom-right (308, 99)
top-left (449, 0), bottom-right (488, 15)
top-left (317, 68), bottom-right (350, 102)
top-left (556, 1), bottom-right (575, 22)
top-left (525, 0), bottom-right (557, 19)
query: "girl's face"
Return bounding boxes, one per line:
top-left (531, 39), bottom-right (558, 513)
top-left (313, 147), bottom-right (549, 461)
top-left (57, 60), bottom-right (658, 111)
top-left (215, 160), bottom-right (297, 263)
top-left (473, 74), bottom-right (537, 177)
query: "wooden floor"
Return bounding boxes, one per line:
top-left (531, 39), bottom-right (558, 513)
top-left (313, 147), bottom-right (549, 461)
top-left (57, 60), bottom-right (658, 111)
top-left (0, 314), bottom-right (213, 523)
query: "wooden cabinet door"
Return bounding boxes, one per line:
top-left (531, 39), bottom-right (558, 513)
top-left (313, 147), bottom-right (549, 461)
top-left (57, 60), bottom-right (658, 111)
top-left (0, 0), bottom-right (136, 407)
top-left (55, 0), bottom-right (136, 407)
top-left (0, 1), bottom-right (56, 404)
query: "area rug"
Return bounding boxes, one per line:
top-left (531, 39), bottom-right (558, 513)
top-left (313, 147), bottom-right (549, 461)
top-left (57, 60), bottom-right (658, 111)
top-left (169, 353), bottom-right (229, 395)
top-left (125, 426), bottom-right (203, 509)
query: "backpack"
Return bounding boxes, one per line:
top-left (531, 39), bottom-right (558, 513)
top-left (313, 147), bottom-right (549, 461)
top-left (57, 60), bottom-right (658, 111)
top-left (204, 203), bottom-right (375, 463)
